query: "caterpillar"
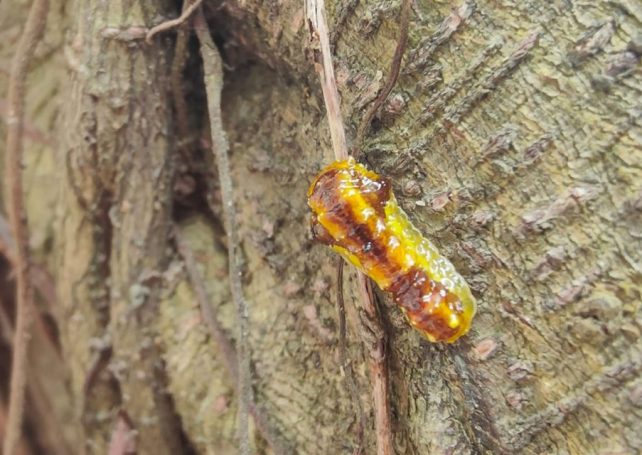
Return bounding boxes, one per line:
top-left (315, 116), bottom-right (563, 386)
top-left (307, 158), bottom-right (476, 343)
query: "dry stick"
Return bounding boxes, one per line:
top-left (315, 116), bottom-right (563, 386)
top-left (306, 1), bottom-right (393, 454)
top-left (353, 0), bottom-right (411, 160)
top-left (193, 9), bottom-right (251, 455)
top-left (358, 275), bottom-right (392, 455)
top-left (306, 0), bottom-right (348, 161)
top-left (2, 1), bottom-right (49, 454)
top-left (174, 226), bottom-right (288, 454)
top-left (336, 259), bottom-right (365, 455)
top-left (145, 0), bottom-right (204, 44)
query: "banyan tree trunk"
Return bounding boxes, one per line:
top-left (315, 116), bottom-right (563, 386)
top-left (0, 0), bottom-right (640, 454)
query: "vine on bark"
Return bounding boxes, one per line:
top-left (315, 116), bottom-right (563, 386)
top-left (2, 1), bottom-right (49, 454)
top-left (194, 8), bottom-right (252, 455)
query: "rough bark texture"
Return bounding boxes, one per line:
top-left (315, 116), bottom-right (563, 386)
top-left (0, 0), bottom-right (640, 454)
top-left (55, 1), bottom-right (187, 453)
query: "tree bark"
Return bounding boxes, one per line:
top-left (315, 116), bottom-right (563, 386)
top-left (1, 0), bottom-right (640, 454)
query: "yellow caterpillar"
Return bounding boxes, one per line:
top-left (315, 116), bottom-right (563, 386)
top-left (308, 158), bottom-right (476, 343)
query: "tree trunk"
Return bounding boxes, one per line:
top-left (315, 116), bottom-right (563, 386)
top-left (1, 0), bottom-right (640, 454)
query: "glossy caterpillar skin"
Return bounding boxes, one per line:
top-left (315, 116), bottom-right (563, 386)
top-left (308, 158), bottom-right (476, 343)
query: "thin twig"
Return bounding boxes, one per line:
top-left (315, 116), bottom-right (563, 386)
top-left (2, 1), bottom-right (49, 454)
top-left (358, 275), bottom-right (392, 455)
top-left (306, 0), bottom-right (348, 161)
top-left (306, 1), bottom-right (394, 454)
top-left (353, 0), bottom-right (411, 159)
top-left (174, 225), bottom-right (289, 454)
top-left (145, 0), bottom-right (204, 44)
top-left (336, 259), bottom-right (365, 455)
top-left (193, 9), bottom-right (251, 455)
